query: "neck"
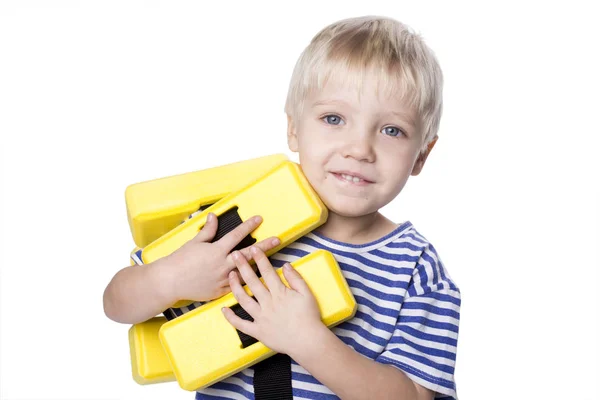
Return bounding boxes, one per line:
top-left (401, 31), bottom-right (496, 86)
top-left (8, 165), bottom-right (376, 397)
top-left (315, 211), bottom-right (397, 245)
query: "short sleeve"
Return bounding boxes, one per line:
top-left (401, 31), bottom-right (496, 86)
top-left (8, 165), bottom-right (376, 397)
top-left (376, 244), bottom-right (461, 399)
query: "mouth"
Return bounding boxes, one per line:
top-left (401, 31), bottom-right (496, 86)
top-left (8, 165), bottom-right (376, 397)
top-left (330, 171), bottom-right (374, 185)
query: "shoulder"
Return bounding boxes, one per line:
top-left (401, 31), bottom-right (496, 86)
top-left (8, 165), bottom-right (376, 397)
top-left (382, 223), bottom-right (460, 298)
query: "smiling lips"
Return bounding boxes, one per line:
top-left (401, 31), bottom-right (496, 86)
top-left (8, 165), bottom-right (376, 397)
top-left (331, 171), bottom-right (374, 185)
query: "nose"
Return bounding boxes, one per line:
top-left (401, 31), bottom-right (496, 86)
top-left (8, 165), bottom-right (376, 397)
top-left (341, 129), bottom-right (375, 162)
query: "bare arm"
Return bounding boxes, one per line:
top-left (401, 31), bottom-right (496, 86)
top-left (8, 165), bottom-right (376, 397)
top-left (222, 248), bottom-right (436, 400)
top-left (290, 325), bottom-right (434, 400)
top-left (103, 213), bottom-right (280, 325)
top-left (103, 258), bottom-right (176, 324)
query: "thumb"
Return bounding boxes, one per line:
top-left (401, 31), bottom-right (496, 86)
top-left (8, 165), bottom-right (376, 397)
top-left (283, 263), bottom-right (310, 294)
top-left (194, 212), bottom-right (218, 243)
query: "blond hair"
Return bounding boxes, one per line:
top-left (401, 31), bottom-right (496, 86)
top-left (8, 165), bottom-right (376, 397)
top-left (284, 16), bottom-right (443, 152)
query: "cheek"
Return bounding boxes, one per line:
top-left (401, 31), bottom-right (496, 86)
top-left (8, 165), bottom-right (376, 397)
top-left (297, 129), bottom-right (330, 163)
top-left (378, 148), bottom-right (418, 186)
top-left (297, 143), bottom-right (332, 186)
top-left (298, 150), bottom-right (323, 176)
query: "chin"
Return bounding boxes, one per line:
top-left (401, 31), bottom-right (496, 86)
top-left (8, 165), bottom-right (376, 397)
top-left (321, 197), bottom-right (378, 218)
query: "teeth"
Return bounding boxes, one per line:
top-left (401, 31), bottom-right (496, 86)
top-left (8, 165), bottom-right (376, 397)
top-left (341, 174), bottom-right (362, 183)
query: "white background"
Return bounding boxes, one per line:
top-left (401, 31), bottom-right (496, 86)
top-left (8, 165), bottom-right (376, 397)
top-left (1, 1), bottom-right (599, 399)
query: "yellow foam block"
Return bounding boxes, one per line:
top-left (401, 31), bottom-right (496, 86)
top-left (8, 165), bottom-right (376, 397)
top-left (159, 249), bottom-right (357, 391)
top-left (126, 154), bottom-right (288, 248)
top-left (140, 161), bottom-right (327, 265)
top-left (128, 317), bottom-right (175, 384)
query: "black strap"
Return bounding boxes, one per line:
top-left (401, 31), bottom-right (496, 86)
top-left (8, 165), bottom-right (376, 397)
top-left (230, 301), bottom-right (259, 348)
top-left (217, 209), bottom-right (291, 398)
top-left (254, 353), bottom-right (293, 399)
top-left (163, 206), bottom-right (257, 320)
top-left (164, 206), bottom-right (292, 397)
top-left (211, 207), bottom-right (257, 250)
top-left (230, 299), bottom-right (293, 400)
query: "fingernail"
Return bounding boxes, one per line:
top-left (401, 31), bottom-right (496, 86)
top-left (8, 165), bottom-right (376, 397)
top-left (232, 251), bottom-right (240, 260)
top-left (254, 216), bottom-right (262, 223)
top-left (272, 238), bottom-right (280, 246)
top-left (208, 213), bottom-right (214, 222)
top-left (251, 246), bottom-right (258, 254)
top-left (285, 263), bottom-right (293, 271)
top-left (229, 271), bottom-right (235, 279)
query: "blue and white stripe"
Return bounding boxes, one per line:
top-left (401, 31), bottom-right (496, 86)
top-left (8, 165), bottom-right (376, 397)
top-left (189, 221), bottom-right (461, 399)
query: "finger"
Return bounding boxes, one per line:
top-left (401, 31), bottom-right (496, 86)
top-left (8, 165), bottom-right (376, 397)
top-left (225, 253), bottom-right (259, 277)
top-left (219, 270), bottom-right (245, 288)
top-left (233, 269), bottom-right (254, 286)
top-left (234, 270), bottom-right (246, 285)
top-left (238, 237), bottom-right (281, 261)
top-left (194, 212), bottom-right (218, 243)
top-left (221, 306), bottom-right (257, 338)
top-left (251, 247), bottom-right (284, 293)
top-left (228, 269), bottom-right (261, 317)
top-left (232, 251), bottom-right (270, 303)
top-left (217, 215), bottom-right (262, 252)
top-left (282, 262), bottom-right (311, 295)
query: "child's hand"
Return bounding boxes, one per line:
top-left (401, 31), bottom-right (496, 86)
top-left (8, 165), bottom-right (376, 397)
top-left (161, 213), bottom-right (281, 303)
top-left (221, 247), bottom-right (324, 355)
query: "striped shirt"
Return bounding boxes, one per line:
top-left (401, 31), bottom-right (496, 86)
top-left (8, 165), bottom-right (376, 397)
top-left (170, 221), bottom-right (460, 399)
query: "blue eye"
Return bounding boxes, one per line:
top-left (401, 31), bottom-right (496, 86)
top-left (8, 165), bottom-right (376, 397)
top-left (381, 126), bottom-right (403, 137)
top-left (323, 115), bottom-right (344, 125)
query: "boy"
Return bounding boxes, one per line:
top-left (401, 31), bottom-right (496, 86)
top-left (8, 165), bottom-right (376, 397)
top-left (104, 15), bottom-right (460, 400)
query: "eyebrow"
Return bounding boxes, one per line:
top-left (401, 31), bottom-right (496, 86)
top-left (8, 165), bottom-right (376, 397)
top-left (388, 111), bottom-right (417, 128)
top-left (312, 99), bottom-right (416, 128)
top-left (312, 99), bottom-right (356, 110)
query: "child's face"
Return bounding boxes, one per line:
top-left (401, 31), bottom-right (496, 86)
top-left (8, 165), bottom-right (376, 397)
top-left (287, 72), bottom-right (431, 218)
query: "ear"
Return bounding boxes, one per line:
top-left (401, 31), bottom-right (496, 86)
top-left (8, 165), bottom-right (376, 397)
top-left (411, 136), bottom-right (438, 176)
top-left (287, 114), bottom-right (299, 153)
